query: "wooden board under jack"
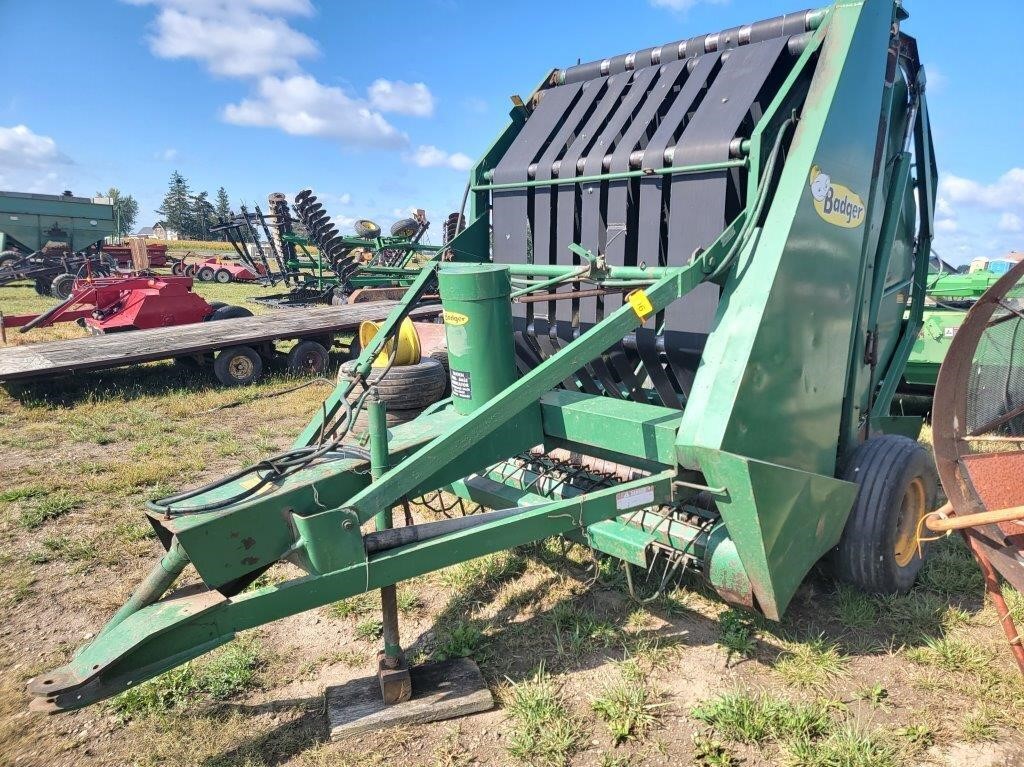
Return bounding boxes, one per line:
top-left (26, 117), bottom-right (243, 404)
top-left (326, 657), bottom-right (494, 739)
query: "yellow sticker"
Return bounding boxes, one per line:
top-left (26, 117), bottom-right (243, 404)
top-left (809, 165), bottom-right (866, 229)
top-left (627, 290), bottom-right (654, 321)
top-left (443, 311), bottom-right (469, 326)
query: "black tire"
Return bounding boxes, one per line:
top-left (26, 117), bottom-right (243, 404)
top-left (185, 264), bottom-right (198, 277)
top-left (832, 435), bottom-right (938, 594)
top-left (390, 217), bottom-right (419, 238)
top-left (354, 219), bottom-right (381, 239)
top-left (197, 266), bottom-right (216, 282)
top-left (50, 273), bottom-right (76, 301)
top-left (351, 406), bottom-right (421, 432)
top-left (34, 276), bottom-right (53, 296)
top-left (208, 301), bottom-right (228, 312)
top-left (0, 251), bottom-right (20, 271)
top-left (214, 346), bottom-right (263, 386)
top-left (215, 268), bottom-right (232, 284)
top-left (171, 260), bottom-right (186, 276)
top-left (341, 356), bottom-right (446, 410)
top-left (287, 340), bottom-right (330, 376)
top-left (209, 304), bottom-right (253, 321)
top-left (428, 349), bottom-right (451, 396)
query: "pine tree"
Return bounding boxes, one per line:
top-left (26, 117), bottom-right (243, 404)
top-left (214, 187), bottom-right (232, 240)
top-left (156, 171), bottom-right (191, 238)
top-left (191, 191), bottom-right (214, 241)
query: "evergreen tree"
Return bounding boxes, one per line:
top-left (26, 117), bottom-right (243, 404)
top-left (191, 191), bottom-right (214, 241)
top-left (214, 187), bottom-right (232, 240)
top-left (156, 171), bottom-right (191, 238)
top-left (100, 187), bottom-right (139, 237)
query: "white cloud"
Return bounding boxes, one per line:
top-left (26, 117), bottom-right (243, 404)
top-left (338, 193), bottom-right (352, 205)
top-left (999, 212), bottom-right (1023, 233)
top-left (649, 0), bottom-right (728, 11)
top-left (127, 0), bottom-right (317, 78)
top-left (155, 147), bottom-right (179, 161)
top-left (223, 75), bottom-right (407, 149)
top-left (0, 125), bottom-right (70, 169)
top-left (940, 168), bottom-right (1024, 212)
top-left (368, 79), bottom-right (435, 117)
top-left (924, 64), bottom-right (947, 93)
top-left (407, 144), bottom-right (473, 172)
top-left (936, 196), bottom-right (954, 218)
top-left (935, 218), bottom-right (958, 234)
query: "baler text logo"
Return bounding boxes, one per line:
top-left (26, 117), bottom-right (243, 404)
top-left (809, 166), bottom-right (865, 229)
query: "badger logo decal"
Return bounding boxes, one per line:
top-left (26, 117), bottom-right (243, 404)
top-left (809, 165), bottom-right (865, 229)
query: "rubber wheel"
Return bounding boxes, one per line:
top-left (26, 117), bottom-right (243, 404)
top-left (351, 407), bottom-right (421, 432)
top-left (185, 264), bottom-right (198, 277)
top-left (0, 251), bottom-right (19, 271)
top-left (354, 219), bottom-right (381, 239)
top-left (197, 266), bottom-right (216, 282)
top-left (34, 276), bottom-right (53, 296)
top-left (50, 273), bottom-right (76, 301)
top-left (210, 304), bottom-right (253, 321)
top-left (832, 435), bottom-right (938, 594)
top-left (214, 346), bottom-right (263, 386)
top-left (208, 301), bottom-right (228, 311)
top-left (287, 340), bottom-right (330, 376)
top-left (341, 356), bottom-right (446, 410)
top-left (428, 349), bottom-right (451, 396)
top-left (215, 268), bottom-right (232, 284)
top-left (171, 260), bottom-right (185, 276)
top-left (390, 217), bottom-right (419, 238)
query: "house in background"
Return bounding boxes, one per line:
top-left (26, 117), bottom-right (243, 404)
top-left (969, 251), bottom-right (1023, 275)
top-left (134, 224), bottom-right (180, 241)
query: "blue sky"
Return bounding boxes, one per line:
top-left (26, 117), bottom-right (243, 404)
top-left (1, 0), bottom-right (1021, 262)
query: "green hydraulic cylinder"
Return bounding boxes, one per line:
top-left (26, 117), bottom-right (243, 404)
top-left (438, 264), bottom-right (518, 415)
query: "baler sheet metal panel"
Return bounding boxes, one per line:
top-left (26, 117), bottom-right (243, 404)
top-left (490, 19), bottom-right (810, 408)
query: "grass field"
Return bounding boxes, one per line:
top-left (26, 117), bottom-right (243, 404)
top-left (1, 277), bottom-right (1022, 767)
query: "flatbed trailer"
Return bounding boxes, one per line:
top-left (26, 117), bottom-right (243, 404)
top-left (0, 302), bottom-right (440, 384)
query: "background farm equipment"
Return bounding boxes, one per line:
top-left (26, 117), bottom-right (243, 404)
top-left (101, 241), bottom-right (170, 268)
top-left (29, 0), bottom-right (950, 726)
top-left (172, 254), bottom-right (267, 284)
top-left (0, 190), bottom-right (116, 297)
top-left (0, 274), bottom-right (241, 337)
top-left (253, 191), bottom-right (444, 307)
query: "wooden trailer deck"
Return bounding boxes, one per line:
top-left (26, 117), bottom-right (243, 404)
top-left (0, 302), bottom-right (441, 382)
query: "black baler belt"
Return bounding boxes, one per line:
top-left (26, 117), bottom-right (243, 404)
top-left (604, 58), bottom-right (691, 308)
top-left (664, 36), bottom-right (787, 334)
top-left (492, 81), bottom-right (583, 265)
top-left (636, 53), bottom-right (721, 267)
top-left (634, 328), bottom-right (681, 408)
top-left (553, 72), bottom-right (631, 323)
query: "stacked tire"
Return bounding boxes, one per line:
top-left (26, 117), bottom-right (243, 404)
top-left (339, 356), bottom-right (447, 434)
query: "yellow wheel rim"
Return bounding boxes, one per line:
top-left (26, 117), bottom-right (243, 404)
top-left (894, 477), bottom-right (927, 567)
top-left (359, 318), bottom-right (421, 368)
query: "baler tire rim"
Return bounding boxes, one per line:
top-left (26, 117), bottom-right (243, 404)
top-left (215, 269), bottom-right (232, 284)
top-left (214, 345), bottom-right (263, 386)
top-left (832, 434), bottom-right (937, 594)
top-left (171, 260), bottom-right (185, 276)
top-left (197, 266), bottom-right (216, 282)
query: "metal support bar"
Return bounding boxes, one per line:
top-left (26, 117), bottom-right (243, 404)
top-left (474, 158), bottom-right (747, 192)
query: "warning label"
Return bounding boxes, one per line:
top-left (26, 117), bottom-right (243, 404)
top-left (451, 369), bottom-right (472, 399)
top-left (615, 485), bottom-right (655, 511)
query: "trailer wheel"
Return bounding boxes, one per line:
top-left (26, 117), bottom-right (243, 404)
top-left (210, 304), bottom-right (253, 321)
top-left (34, 276), bottom-right (53, 296)
top-left (171, 260), bottom-right (185, 276)
top-left (832, 435), bottom-right (938, 594)
top-left (215, 268), bottom-right (232, 284)
top-left (185, 264), bottom-right (198, 277)
top-left (49, 273), bottom-right (76, 301)
top-left (287, 340), bottom-right (330, 376)
top-left (197, 266), bottom-right (216, 282)
top-left (214, 346), bottom-right (263, 386)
